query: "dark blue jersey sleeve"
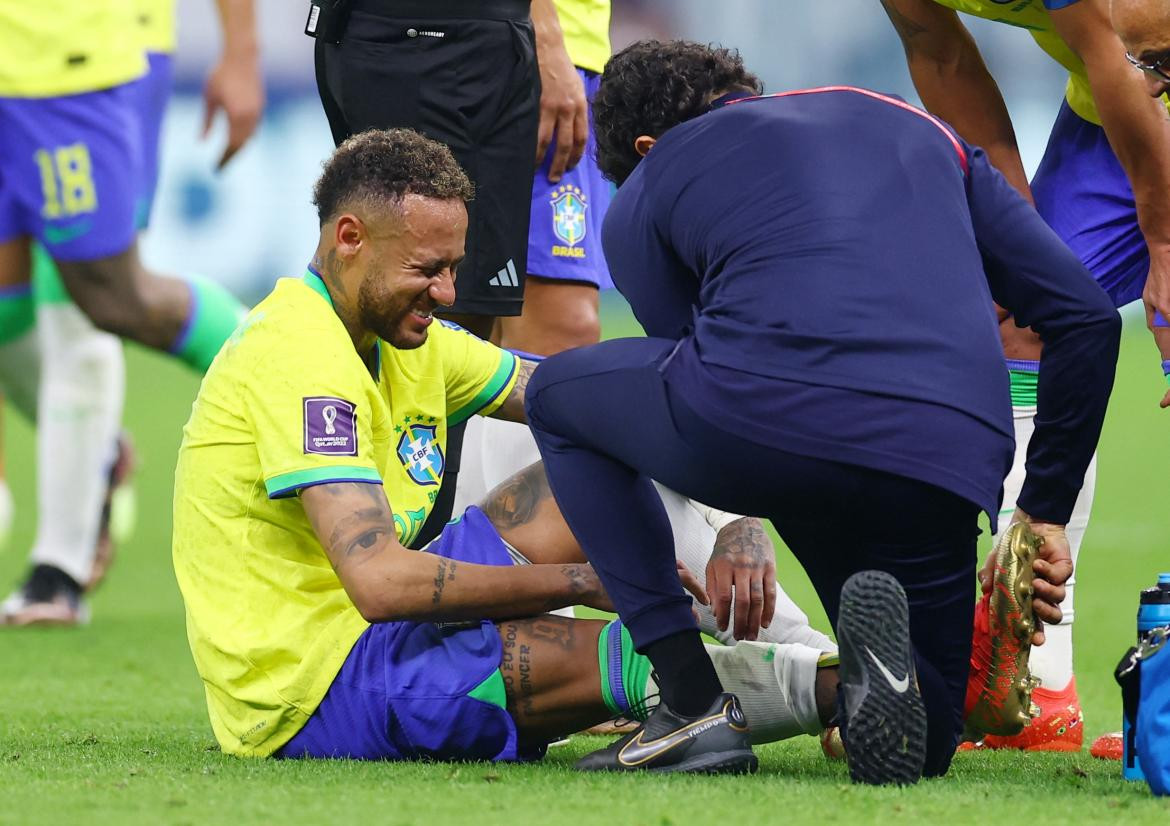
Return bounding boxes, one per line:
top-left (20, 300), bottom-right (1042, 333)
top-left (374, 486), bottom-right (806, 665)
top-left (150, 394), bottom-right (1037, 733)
top-left (601, 181), bottom-right (699, 340)
top-left (965, 145), bottom-right (1121, 523)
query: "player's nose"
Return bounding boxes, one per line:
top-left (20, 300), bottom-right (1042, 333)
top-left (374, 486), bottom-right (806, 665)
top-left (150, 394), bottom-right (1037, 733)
top-left (429, 270), bottom-right (456, 308)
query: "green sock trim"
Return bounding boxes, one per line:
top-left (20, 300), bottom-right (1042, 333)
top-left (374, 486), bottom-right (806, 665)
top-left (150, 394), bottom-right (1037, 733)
top-left (597, 622), bottom-right (620, 715)
top-left (31, 244), bottom-right (71, 306)
top-left (0, 285), bottom-right (34, 345)
top-left (468, 668), bottom-right (508, 710)
top-left (619, 625), bottom-right (652, 721)
top-left (1008, 367), bottom-right (1038, 407)
top-left (596, 620), bottom-right (653, 720)
top-left (817, 652), bottom-right (840, 669)
top-left (172, 275), bottom-right (248, 373)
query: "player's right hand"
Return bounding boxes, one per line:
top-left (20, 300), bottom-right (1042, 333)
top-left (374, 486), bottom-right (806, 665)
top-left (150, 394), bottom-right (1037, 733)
top-left (534, 38), bottom-right (587, 183)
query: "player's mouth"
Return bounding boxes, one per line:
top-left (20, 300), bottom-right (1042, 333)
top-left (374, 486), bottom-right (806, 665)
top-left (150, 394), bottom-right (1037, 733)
top-left (408, 306), bottom-right (434, 327)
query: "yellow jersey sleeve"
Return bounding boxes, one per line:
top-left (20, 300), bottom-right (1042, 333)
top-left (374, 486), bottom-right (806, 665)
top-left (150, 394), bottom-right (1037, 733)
top-left (0, 0), bottom-right (146, 97)
top-left (433, 321), bottom-right (519, 425)
top-left (242, 327), bottom-right (383, 499)
top-left (553, 0), bottom-right (611, 74)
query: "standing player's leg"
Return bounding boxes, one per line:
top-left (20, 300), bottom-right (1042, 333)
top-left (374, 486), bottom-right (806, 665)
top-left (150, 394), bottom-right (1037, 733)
top-left (26, 82), bottom-right (243, 372)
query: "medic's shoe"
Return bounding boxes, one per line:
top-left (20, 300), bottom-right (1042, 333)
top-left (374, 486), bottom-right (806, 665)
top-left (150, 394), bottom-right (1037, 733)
top-left (962, 678), bottom-right (1083, 752)
top-left (963, 522), bottom-right (1043, 740)
top-left (575, 693), bottom-right (756, 774)
top-left (1090, 731), bottom-right (1123, 760)
top-left (837, 570), bottom-right (927, 785)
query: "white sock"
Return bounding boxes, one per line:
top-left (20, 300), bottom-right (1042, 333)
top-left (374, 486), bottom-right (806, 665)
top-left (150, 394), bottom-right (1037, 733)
top-left (639, 641), bottom-right (825, 742)
top-left (0, 326), bottom-right (41, 421)
top-left (655, 482), bottom-right (837, 653)
top-left (29, 304), bottom-right (124, 584)
top-left (998, 406), bottom-right (1090, 690)
top-left (0, 476), bottom-right (13, 552)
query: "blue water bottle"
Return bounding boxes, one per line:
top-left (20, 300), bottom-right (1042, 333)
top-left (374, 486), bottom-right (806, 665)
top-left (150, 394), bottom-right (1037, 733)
top-left (1124, 573), bottom-right (1170, 781)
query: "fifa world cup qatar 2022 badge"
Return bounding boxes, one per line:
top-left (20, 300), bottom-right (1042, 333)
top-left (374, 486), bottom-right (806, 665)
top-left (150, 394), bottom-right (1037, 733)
top-left (397, 421), bottom-right (445, 486)
top-left (551, 184), bottom-right (587, 259)
top-left (303, 397), bottom-right (358, 456)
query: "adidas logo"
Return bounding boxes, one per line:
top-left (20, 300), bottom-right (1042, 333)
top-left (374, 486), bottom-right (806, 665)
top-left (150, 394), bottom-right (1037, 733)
top-left (488, 259), bottom-right (519, 288)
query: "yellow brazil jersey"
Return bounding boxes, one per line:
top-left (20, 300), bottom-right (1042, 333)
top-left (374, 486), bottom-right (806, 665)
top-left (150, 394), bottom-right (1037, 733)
top-left (554, 0), bottom-right (611, 74)
top-left (172, 271), bottom-right (518, 757)
top-left (932, 0), bottom-right (1170, 125)
top-left (136, 0), bottom-right (176, 55)
top-left (0, 1), bottom-right (146, 98)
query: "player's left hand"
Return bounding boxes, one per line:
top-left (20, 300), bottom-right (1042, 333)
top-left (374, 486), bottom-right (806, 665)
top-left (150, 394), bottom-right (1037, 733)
top-left (1143, 249), bottom-right (1170, 333)
top-left (534, 37), bottom-right (587, 183)
top-left (705, 518), bottom-right (777, 642)
top-left (202, 52), bottom-right (265, 170)
top-left (978, 508), bottom-right (1073, 646)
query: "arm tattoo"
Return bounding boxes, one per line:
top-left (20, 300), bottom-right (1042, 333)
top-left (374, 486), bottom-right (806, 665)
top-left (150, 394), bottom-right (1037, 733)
top-left (481, 463), bottom-right (552, 530)
top-left (562, 564), bottom-right (593, 598)
top-left (306, 482), bottom-right (396, 566)
top-left (490, 359), bottom-right (537, 423)
top-left (431, 558), bottom-right (458, 606)
top-left (881, 0), bottom-right (927, 40)
top-left (712, 518), bottom-right (775, 570)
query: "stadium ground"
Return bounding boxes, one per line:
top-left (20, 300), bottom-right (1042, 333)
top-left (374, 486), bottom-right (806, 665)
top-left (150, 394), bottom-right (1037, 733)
top-left (1, 294), bottom-right (1168, 824)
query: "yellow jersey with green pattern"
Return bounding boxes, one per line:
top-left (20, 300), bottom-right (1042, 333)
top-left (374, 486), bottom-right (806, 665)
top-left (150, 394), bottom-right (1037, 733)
top-left (931, 0), bottom-right (1168, 125)
top-left (172, 270), bottom-right (517, 757)
top-left (0, 0), bottom-right (146, 97)
top-left (136, 0), bottom-right (176, 54)
top-left (555, 0), bottom-right (611, 74)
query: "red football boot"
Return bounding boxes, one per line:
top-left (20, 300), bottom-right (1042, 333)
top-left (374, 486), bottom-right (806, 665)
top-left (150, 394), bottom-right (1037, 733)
top-left (1090, 731), bottom-right (1123, 760)
top-left (963, 522), bottom-right (1042, 740)
top-left (965, 678), bottom-right (1083, 752)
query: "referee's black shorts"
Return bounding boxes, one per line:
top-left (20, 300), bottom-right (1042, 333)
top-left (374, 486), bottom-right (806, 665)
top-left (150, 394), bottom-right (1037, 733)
top-left (315, 0), bottom-right (539, 318)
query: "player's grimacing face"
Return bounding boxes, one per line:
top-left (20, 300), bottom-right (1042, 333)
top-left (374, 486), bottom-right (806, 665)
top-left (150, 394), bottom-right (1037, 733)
top-left (358, 195), bottom-right (466, 350)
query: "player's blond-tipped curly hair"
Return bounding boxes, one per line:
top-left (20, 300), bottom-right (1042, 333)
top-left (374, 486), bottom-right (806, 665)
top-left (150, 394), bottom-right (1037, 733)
top-left (313, 128), bottom-right (474, 225)
top-left (593, 40), bottom-right (762, 185)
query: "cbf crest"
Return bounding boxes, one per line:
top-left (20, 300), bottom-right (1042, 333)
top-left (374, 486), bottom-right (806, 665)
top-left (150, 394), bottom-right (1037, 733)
top-left (551, 184), bottom-right (588, 247)
top-left (397, 423), bottom-right (444, 486)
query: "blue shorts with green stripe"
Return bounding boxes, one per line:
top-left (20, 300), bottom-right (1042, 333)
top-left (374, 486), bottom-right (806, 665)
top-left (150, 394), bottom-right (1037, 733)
top-left (277, 506), bottom-right (542, 762)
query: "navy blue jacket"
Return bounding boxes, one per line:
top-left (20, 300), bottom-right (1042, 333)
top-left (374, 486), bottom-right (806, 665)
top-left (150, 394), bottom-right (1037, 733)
top-left (602, 87), bottom-right (1120, 524)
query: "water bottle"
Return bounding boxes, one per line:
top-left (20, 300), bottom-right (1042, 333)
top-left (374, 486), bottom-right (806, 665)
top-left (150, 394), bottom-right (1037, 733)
top-left (1124, 573), bottom-right (1170, 781)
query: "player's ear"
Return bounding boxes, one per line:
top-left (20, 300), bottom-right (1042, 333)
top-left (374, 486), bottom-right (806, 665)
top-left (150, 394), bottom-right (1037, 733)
top-left (334, 214), bottom-right (364, 258)
top-left (634, 135), bottom-right (657, 157)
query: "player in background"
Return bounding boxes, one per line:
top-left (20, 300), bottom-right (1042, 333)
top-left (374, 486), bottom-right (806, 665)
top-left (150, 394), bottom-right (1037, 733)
top-left (880, 0), bottom-right (1170, 751)
top-left (0, 0), bottom-right (263, 625)
top-left (458, 0), bottom-right (613, 511)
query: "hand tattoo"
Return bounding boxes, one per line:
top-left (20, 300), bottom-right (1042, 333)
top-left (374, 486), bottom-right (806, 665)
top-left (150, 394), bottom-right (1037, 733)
top-left (712, 518), bottom-right (775, 571)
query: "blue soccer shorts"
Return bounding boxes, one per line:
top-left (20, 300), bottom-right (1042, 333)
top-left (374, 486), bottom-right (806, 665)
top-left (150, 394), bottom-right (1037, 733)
top-left (276, 506), bottom-right (543, 762)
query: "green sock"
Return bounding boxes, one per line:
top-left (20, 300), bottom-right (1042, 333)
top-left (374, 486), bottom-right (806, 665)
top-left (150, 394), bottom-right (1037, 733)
top-left (0, 283), bottom-right (34, 346)
top-left (1006, 358), bottom-right (1039, 407)
top-left (170, 275), bottom-right (248, 373)
top-left (597, 620), bottom-right (653, 721)
top-left (31, 244), bottom-right (71, 306)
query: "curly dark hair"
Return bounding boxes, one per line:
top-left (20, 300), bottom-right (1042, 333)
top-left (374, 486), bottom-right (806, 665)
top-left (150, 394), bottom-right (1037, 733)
top-left (593, 40), bottom-right (762, 185)
top-left (312, 128), bottom-right (474, 226)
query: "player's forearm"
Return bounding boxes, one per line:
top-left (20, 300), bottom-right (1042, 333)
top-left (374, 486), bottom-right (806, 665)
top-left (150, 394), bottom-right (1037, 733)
top-left (349, 551), bottom-right (605, 623)
top-left (904, 54), bottom-right (1032, 200)
top-left (214, 0), bottom-right (260, 60)
top-left (531, 0), bottom-right (568, 53)
top-left (883, 0), bottom-right (1032, 198)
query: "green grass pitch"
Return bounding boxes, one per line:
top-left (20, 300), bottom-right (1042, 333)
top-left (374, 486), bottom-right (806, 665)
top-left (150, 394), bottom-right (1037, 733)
top-left (1, 294), bottom-right (1168, 824)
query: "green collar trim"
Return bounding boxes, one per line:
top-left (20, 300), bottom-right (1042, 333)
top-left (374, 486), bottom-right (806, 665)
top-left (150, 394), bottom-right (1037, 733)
top-left (302, 267), bottom-right (334, 308)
